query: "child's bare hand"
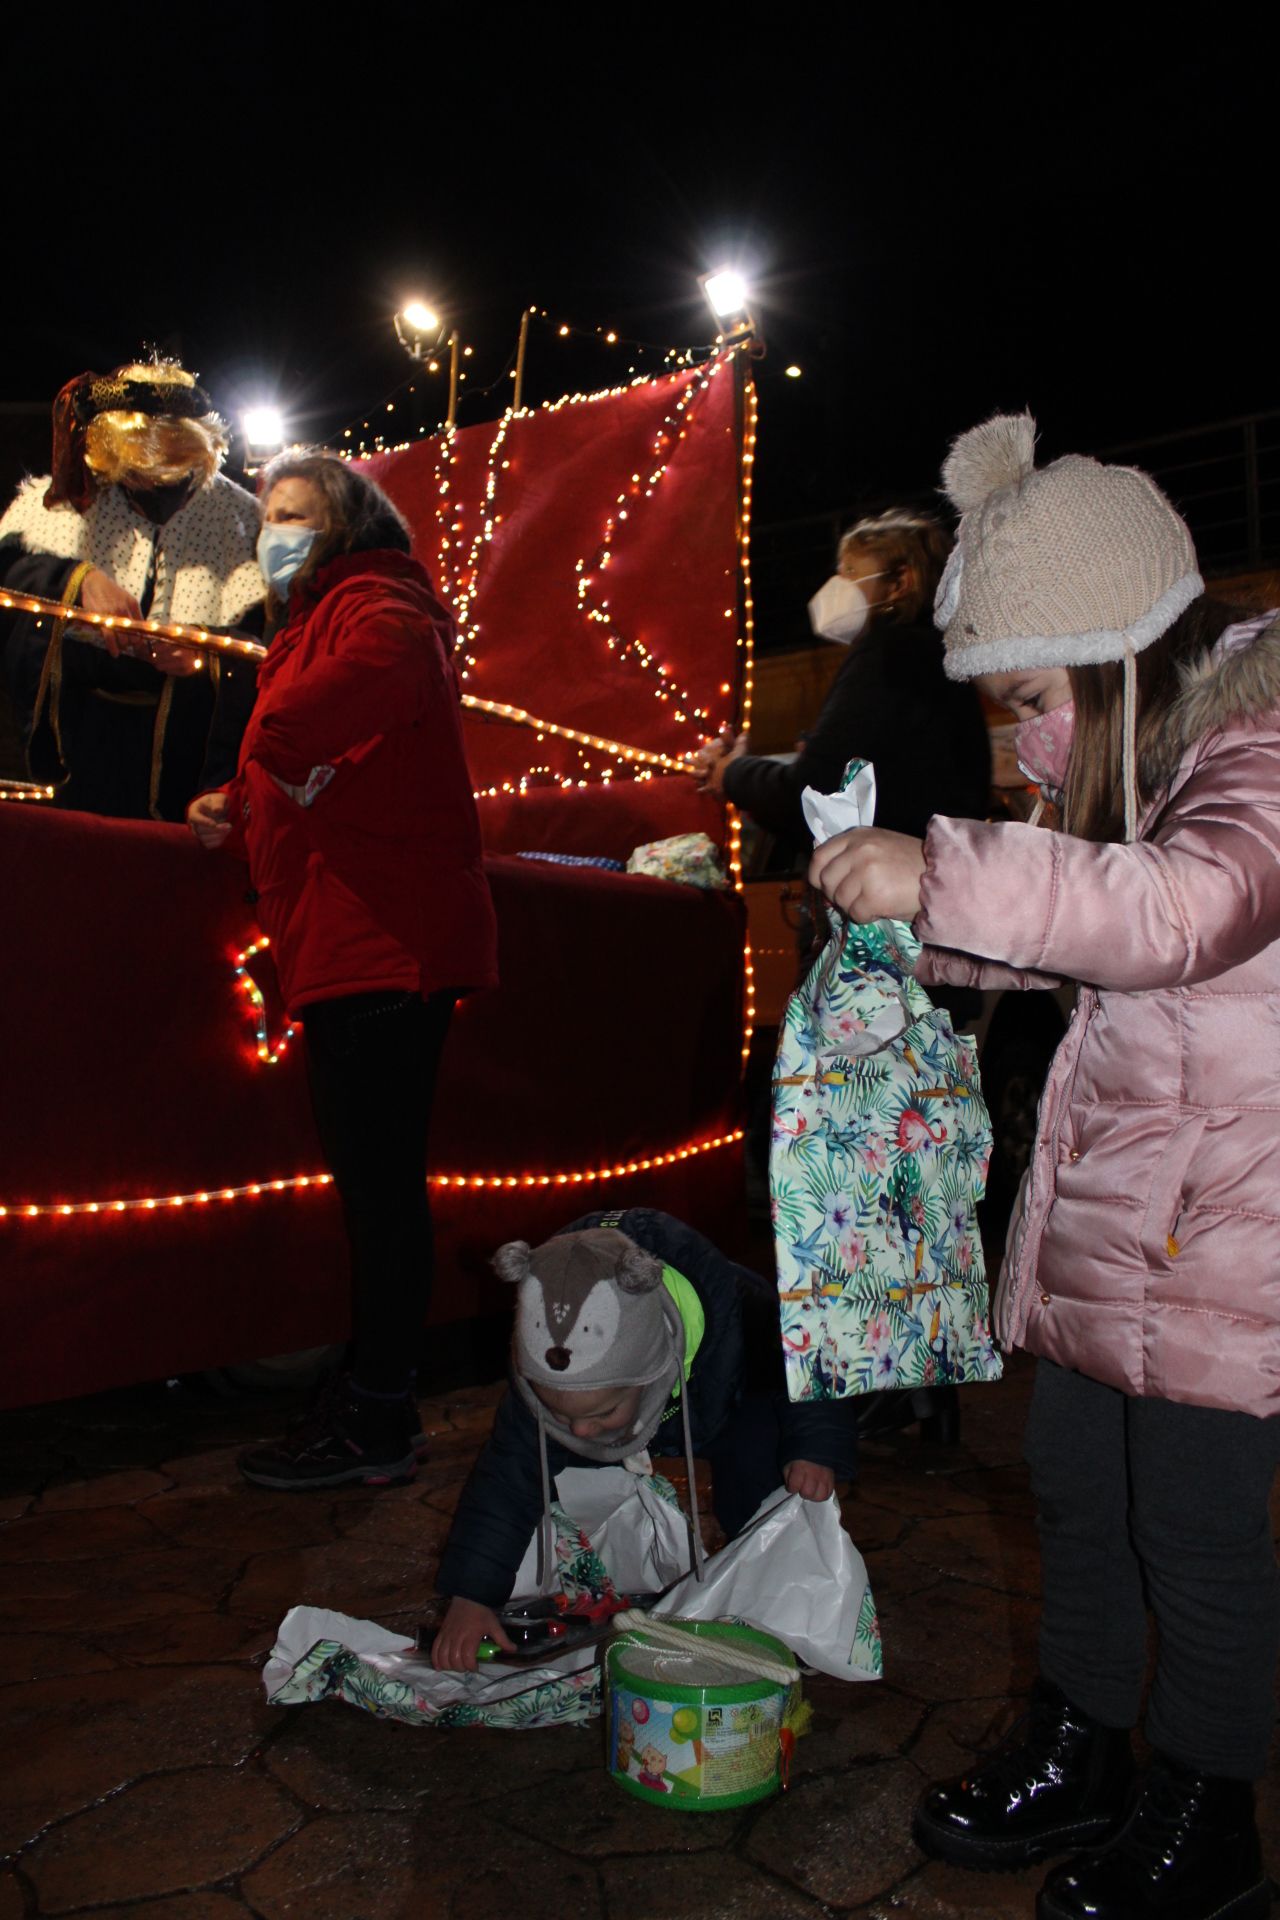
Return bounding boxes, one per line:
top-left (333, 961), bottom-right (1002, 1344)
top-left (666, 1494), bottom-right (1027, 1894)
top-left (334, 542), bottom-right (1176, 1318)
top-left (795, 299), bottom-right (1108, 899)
top-left (430, 1597), bottom-right (516, 1673)
top-left (783, 1459), bottom-right (836, 1502)
top-left (809, 826), bottom-right (926, 924)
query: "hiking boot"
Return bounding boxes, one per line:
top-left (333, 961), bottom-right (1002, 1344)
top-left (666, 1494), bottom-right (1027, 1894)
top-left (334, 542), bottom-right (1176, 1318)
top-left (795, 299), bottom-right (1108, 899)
top-left (238, 1382), bottom-right (419, 1490)
top-left (913, 1679), bottom-right (1136, 1871)
top-left (1037, 1754), bottom-right (1270, 1919)
top-left (300, 1370), bottom-right (428, 1457)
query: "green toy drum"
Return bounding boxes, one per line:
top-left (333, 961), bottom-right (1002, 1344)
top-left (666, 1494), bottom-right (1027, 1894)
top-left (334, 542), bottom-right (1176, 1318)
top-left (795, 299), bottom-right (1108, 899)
top-left (605, 1618), bottom-right (800, 1811)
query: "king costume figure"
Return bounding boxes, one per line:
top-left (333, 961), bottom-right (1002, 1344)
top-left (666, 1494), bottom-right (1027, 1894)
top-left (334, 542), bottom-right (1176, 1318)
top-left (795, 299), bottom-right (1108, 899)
top-left (0, 358), bottom-right (264, 819)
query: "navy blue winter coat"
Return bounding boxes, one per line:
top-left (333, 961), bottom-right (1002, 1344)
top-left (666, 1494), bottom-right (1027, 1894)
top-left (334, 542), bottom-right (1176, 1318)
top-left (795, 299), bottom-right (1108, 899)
top-left (435, 1208), bottom-right (857, 1608)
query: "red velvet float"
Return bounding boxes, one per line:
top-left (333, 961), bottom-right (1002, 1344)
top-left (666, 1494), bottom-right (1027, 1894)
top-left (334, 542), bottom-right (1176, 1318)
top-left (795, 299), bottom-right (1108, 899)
top-left (1, 358), bottom-right (750, 1408)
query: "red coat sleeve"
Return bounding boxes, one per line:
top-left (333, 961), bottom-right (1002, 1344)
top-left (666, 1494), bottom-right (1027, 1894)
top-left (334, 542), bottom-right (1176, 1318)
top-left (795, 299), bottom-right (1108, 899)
top-left (249, 585), bottom-right (451, 786)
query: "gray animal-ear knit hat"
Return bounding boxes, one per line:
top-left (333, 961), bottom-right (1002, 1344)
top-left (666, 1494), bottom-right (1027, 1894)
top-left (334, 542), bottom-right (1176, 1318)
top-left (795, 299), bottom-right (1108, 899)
top-left (934, 412), bottom-right (1203, 840)
top-left (492, 1228), bottom-right (705, 1583)
top-left (934, 412), bottom-right (1202, 680)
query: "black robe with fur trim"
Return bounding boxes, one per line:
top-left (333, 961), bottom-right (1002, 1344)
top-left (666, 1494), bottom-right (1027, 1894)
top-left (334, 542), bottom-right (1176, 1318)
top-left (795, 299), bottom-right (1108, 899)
top-left (0, 474), bottom-right (263, 820)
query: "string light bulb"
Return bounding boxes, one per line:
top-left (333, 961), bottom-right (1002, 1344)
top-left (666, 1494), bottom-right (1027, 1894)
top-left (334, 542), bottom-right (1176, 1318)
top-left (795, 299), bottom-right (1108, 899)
top-left (0, 1131), bottom-right (745, 1221)
top-left (232, 938), bottom-right (296, 1066)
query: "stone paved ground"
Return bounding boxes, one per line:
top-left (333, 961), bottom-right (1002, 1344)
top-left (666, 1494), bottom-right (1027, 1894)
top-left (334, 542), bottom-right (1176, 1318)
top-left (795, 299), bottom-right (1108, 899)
top-left (1, 1354), bottom-right (1276, 1919)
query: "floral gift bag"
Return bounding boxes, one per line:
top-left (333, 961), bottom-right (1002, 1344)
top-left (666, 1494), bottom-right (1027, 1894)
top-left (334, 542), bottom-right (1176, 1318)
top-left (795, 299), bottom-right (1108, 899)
top-left (771, 761), bottom-right (1001, 1402)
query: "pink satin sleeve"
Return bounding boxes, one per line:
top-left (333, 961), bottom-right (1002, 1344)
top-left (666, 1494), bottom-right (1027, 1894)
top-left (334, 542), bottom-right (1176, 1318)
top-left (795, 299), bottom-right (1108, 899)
top-left (916, 725), bottom-right (1280, 992)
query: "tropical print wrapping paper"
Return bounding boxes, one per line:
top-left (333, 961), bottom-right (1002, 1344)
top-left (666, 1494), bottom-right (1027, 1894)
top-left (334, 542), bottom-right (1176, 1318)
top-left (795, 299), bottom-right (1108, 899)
top-left (771, 764), bottom-right (1001, 1402)
top-left (265, 1481), bottom-right (685, 1730)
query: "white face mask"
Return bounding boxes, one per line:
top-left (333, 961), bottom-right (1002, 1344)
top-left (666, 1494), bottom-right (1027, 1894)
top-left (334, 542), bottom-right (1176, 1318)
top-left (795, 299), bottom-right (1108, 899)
top-left (807, 572), bottom-right (886, 646)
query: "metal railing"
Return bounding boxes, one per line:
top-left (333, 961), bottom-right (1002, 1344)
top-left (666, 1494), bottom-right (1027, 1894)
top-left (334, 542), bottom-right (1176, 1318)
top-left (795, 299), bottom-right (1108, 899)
top-left (750, 409), bottom-right (1280, 652)
top-left (1098, 410), bottom-right (1280, 578)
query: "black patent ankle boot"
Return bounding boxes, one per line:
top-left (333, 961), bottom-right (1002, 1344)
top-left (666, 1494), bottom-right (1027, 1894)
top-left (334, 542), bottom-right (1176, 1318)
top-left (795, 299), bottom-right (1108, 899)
top-left (912, 1679), bottom-right (1136, 1871)
top-left (1037, 1753), bottom-right (1270, 1919)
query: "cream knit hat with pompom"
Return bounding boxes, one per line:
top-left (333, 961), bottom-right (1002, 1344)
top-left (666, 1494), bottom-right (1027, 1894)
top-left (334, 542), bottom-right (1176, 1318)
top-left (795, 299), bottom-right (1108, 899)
top-left (934, 412), bottom-right (1202, 681)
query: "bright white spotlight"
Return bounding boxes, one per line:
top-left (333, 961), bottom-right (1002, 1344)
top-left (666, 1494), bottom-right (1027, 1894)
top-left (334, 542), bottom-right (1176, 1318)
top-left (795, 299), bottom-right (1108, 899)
top-left (402, 300), bottom-right (440, 335)
top-left (701, 270), bottom-right (750, 320)
top-left (243, 407), bottom-right (285, 451)
top-left (784, 364), bottom-right (802, 379)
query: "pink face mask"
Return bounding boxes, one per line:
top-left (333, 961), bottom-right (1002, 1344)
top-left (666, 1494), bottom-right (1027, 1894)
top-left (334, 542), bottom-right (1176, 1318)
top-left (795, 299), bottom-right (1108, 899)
top-left (1014, 700), bottom-right (1075, 797)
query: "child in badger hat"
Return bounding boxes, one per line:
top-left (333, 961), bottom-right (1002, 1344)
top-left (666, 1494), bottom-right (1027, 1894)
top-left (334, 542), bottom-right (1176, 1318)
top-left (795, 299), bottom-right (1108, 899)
top-left (431, 1207), bottom-right (856, 1672)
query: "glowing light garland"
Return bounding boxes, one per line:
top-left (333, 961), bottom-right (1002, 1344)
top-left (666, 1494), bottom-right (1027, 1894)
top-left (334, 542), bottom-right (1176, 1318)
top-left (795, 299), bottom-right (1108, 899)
top-left (574, 365), bottom-right (724, 729)
top-left (0, 778), bottom-right (55, 803)
top-left (731, 372), bottom-right (760, 1066)
top-left (373, 352), bottom-right (744, 792)
top-left (233, 937), bottom-right (296, 1065)
top-left (0, 588), bottom-right (693, 778)
top-left (463, 697), bottom-right (689, 773)
top-left (0, 592), bottom-right (267, 662)
top-left (0, 352), bottom-right (760, 1225)
top-left (0, 1129), bottom-right (745, 1221)
top-left (339, 315), bottom-right (714, 459)
top-left (530, 309), bottom-right (714, 370)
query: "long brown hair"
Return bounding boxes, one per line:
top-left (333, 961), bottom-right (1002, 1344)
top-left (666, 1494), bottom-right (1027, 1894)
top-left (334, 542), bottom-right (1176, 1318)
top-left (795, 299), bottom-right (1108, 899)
top-left (259, 449), bottom-right (411, 618)
top-left (1062, 597), bottom-right (1245, 841)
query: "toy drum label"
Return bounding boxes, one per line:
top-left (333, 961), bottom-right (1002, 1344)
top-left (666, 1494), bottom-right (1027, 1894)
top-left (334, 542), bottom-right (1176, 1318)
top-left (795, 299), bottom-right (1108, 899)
top-left (608, 1684), bottom-right (783, 1807)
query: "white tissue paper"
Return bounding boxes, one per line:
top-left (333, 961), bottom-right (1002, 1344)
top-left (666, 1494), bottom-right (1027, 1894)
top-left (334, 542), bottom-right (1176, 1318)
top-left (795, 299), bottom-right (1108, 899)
top-left (798, 764), bottom-right (912, 1056)
top-left (800, 761), bottom-right (877, 846)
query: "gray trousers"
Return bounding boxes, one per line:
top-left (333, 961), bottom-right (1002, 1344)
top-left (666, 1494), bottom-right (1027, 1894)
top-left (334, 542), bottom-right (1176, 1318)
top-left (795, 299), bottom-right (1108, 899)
top-left (1025, 1358), bottom-right (1280, 1779)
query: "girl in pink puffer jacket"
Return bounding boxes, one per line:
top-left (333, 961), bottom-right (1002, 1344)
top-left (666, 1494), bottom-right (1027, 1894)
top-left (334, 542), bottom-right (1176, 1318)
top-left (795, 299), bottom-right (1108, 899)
top-left (811, 414), bottom-right (1280, 1920)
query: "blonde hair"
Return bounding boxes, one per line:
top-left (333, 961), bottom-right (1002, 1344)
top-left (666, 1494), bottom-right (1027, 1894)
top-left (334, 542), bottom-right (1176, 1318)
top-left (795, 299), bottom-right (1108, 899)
top-left (837, 510), bottom-right (952, 625)
top-left (83, 360), bottom-right (228, 488)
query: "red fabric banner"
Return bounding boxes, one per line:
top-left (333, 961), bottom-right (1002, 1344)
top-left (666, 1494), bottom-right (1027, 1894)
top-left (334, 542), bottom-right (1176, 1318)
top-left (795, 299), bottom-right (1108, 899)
top-left (364, 353), bottom-right (744, 805)
top-left (0, 359), bottom-right (752, 1407)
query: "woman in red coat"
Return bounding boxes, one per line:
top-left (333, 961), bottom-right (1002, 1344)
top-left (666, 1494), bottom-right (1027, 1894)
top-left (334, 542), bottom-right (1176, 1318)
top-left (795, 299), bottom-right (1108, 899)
top-left (188, 451), bottom-right (497, 1489)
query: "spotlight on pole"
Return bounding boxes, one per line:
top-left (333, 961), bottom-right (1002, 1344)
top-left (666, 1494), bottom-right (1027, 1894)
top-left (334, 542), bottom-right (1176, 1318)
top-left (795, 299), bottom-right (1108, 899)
top-left (242, 406), bottom-right (285, 473)
top-left (394, 299), bottom-right (461, 430)
top-left (395, 300), bottom-right (446, 359)
top-left (699, 268), bottom-right (758, 344)
top-left (402, 300), bottom-right (440, 335)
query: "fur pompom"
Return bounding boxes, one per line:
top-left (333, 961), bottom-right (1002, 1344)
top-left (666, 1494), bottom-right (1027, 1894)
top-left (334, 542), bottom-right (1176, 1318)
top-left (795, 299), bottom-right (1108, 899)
top-left (616, 1245), bottom-right (664, 1294)
top-left (491, 1239), bottom-right (532, 1285)
top-left (942, 412), bottom-right (1037, 513)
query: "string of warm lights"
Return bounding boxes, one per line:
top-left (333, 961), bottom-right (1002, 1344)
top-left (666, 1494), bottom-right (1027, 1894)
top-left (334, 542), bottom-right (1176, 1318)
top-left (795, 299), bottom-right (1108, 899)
top-left (425, 408), bottom-right (517, 681)
top-left (383, 356), bottom-right (740, 780)
top-left (232, 938), bottom-right (296, 1065)
top-left (338, 319), bottom-right (717, 458)
top-left (738, 372), bottom-right (759, 740)
top-left (0, 1130), bottom-right (745, 1221)
top-left (340, 343), bottom-right (480, 454)
top-left (0, 778), bottom-right (54, 803)
top-left (0, 589), bottom-right (700, 778)
top-left (731, 372), bottom-right (760, 1067)
top-left (366, 352), bottom-right (744, 792)
top-left (530, 308), bottom-right (715, 369)
top-left (462, 696), bottom-right (690, 773)
top-left (0, 592), bottom-right (266, 662)
top-left (573, 363), bottom-right (724, 729)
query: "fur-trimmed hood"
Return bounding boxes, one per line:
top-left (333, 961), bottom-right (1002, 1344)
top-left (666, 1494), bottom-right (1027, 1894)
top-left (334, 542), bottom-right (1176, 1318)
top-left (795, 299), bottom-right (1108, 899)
top-left (1145, 609), bottom-right (1280, 790)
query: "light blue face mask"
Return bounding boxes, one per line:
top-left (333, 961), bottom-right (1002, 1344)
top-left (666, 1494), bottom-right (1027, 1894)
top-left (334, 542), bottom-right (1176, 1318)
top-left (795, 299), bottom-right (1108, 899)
top-left (257, 522), bottom-right (318, 598)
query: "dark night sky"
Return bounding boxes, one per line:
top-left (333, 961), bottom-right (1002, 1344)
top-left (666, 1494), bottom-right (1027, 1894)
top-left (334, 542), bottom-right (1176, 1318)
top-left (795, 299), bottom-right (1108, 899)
top-left (4, 11), bottom-right (1272, 535)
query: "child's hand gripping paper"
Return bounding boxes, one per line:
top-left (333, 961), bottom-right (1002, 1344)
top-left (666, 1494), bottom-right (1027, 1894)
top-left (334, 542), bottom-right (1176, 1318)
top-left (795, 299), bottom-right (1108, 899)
top-left (800, 766), bottom-right (916, 1058)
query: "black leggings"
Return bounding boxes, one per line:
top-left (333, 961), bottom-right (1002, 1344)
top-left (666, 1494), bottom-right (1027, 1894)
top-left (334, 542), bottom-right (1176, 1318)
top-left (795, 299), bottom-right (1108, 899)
top-left (1025, 1357), bottom-right (1280, 1779)
top-left (302, 988), bottom-right (455, 1393)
